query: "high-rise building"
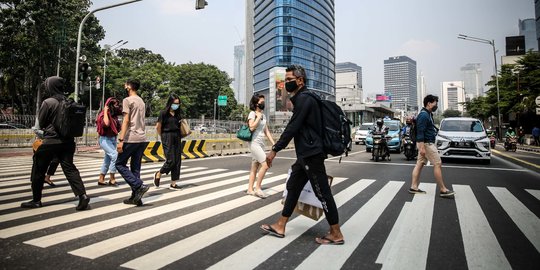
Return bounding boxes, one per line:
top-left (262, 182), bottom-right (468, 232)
top-left (336, 62), bottom-right (363, 104)
top-left (245, 0), bottom-right (255, 105)
top-left (519, 18), bottom-right (538, 52)
top-left (417, 71), bottom-right (426, 110)
top-left (441, 81), bottom-right (466, 113)
top-left (250, 0), bottom-right (335, 101)
top-left (384, 56), bottom-right (417, 111)
top-left (536, 0), bottom-right (540, 50)
top-left (460, 63), bottom-right (483, 100)
top-left (233, 45), bottom-right (247, 105)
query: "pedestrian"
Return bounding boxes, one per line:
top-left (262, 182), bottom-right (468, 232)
top-left (262, 65), bottom-right (344, 245)
top-left (96, 97), bottom-right (122, 186)
top-left (116, 79), bottom-right (149, 206)
top-left (246, 94), bottom-right (275, 198)
top-left (409, 94), bottom-right (455, 198)
top-left (517, 126), bottom-right (525, 145)
top-left (21, 76), bottom-right (90, 210)
top-left (154, 93), bottom-right (183, 190)
top-left (532, 125), bottom-right (540, 146)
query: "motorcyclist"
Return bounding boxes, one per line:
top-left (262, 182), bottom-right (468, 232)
top-left (504, 127), bottom-right (516, 148)
top-left (402, 116), bottom-right (414, 139)
top-left (371, 118), bottom-right (389, 160)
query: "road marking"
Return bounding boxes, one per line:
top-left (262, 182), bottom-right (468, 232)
top-left (120, 177), bottom-right (350, 270)
top-left (453, 185), bottom-right (511, 270)
top-left (526, 189), bottom-right (540, 201)
top-left (297, 181), bottom-right (404, 270)
top-left (489, 187), bottom-right (540, 253)
top-left (376, 202), bottom-right (410, 264)
top-left (208, 179), bottom-right (376, 270)
top-left (381, 183), bottom-right (436, 270)
top-left (492, 149), bottom-right (540, 169)
top-left (30, 174), bottom-right (288, 249)
top-left (0, 170), bottom-right (249, 238)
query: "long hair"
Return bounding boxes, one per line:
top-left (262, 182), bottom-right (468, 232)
top-left (163, 93), bottom-right (181, 120)
top-left (249, 94), bottom-right (265, 111)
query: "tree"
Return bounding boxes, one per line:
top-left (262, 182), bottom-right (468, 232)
top-left (0, 0), bottom-right (105, 115)
top-left (443, 109), bottom-right (461, 118)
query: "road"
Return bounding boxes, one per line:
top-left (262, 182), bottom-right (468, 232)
top-left (0, 146), bottom-right (539, 270)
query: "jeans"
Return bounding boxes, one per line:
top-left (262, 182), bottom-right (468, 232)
top-left (282, 153), bottom-right (339, 225)
top-left (99, 136), bottom-right (118, 174)
top-left (31, 141), bottom-right (86, 201)
top-left (116, 142), bottom-right (147, 192)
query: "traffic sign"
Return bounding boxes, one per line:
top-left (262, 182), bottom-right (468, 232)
top-left (535, 96), bottom-right (540, 106)
top-left (218, 95), bottom-right (227, 106)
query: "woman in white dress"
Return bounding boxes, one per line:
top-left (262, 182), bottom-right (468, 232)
top-left (246, 94), bottom-right (275, 198)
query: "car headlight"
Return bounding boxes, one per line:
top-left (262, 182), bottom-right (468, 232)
top-left (480, 142), bottom-right (489, 148)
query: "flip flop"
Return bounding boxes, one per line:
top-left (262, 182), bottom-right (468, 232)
top-left (315, 236), bottom-right (345, 245)
top-left (260, 224), bottom-right (285, 238)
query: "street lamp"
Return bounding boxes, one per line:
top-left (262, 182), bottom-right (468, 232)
top-left (102, 40), bottom-right (128, 109)
top-left (458, 34), bottom-right (502, 140)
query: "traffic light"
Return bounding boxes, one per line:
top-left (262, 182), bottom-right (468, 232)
top-left (78, 62), bottom-right (91, 81)
top-left (195, 0), bottom-right (207, 10)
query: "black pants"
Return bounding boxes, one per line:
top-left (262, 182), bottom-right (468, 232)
top-left (282, 153), bottom-right (339, 225)
top-left (31, 141), bottom-right (86, 201)
top-left (47, 158), bottom-right (59, 176)
top-left (159, 131), bottom-right (182, 181)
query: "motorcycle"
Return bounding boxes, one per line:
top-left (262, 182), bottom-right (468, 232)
top-left (402, 135), bottom-right (417, 161)
top-left (371, 132), bottom-right (391, 162)
top-left (489, 135), bottom-right (496, 149)
top-left (504, 136), bottom-right (517, 152)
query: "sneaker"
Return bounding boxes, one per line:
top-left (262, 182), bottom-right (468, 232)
top-left (133, 184), bottom-right (149, 202)
top-left (169, 184), bottom-right (182, 191)
top-left (123, 197), bottom-right (143, 206)
top-left (21, 200), bottom-right (42, 208)
top-left (408, 188), bottom-right (426, 194)
top-left (439, 190), bottom-right (455, 198)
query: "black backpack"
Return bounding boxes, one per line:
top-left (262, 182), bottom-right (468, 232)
top-left (306, 92), bottom-right (352, 157)
top-left (54, 97), bottom-right (87, 138)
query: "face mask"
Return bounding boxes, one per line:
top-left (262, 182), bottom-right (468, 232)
top-left (285, 80), bottom-right (298, 92)
top-left (258, 103), bottom-right (265, 110)
top-left (431, 105), bottom-right (438, 112)
top-left (171, 104), bottom-right (180, 111)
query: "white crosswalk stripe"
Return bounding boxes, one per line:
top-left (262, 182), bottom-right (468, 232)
top-left (0, 156), bottom-right (539, 269)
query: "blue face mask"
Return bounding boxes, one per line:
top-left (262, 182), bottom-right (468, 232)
top-left (171, 104), bottom-right (179, 111)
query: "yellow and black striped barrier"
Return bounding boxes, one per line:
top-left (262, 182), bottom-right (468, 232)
top-left (142, 140), bottom-right (209, 163)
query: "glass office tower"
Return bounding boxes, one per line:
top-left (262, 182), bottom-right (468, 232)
top-left (252, 0), bottom-right (335, 100)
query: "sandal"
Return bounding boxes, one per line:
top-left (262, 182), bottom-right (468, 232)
top-left (254, 189), bottom-right (267, 199)
top-left (260, 224), bottom-right (285, 238)
top-left (315, 235), bottom-right (345, 245)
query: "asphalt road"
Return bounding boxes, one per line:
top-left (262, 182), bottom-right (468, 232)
top-left (0, 145), bottom-right (538, 270)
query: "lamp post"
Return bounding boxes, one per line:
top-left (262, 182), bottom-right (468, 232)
top-left (74, 0), bottom-right (143, 102)
top-left (458, 34), bottom-right (501, 140)
top-left (102, 40), bottom-right (128, 109)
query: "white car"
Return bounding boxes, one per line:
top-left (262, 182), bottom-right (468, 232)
top-left (435, 117), bottom-right (491, 164)
top-left (354, 122), bottom-right (374, 145)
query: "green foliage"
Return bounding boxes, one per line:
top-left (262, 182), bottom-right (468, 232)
top-left (443, 109), bottom-right (461, 118)
top-left (0, 0), bottom-right (105, 114)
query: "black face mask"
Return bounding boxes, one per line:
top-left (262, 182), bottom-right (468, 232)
top-left (258, 103), bottom-right (265, 110)
top-left (285, 80), bottom-right (298, 92)
top-left (432, 105), bottom-right (438, 112)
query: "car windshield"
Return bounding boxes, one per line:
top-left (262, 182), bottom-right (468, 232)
top-left (358, 124), bottom-right (372, 130)
top-left (440, 120), bottom-right (484, 132)
top-left (385, 122), bottom-right (399, 131)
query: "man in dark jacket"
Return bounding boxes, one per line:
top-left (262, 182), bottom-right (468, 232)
top-left (22, 76), bottom-right (90, 210)
top-left (261, 65), bottom-right (344, 245)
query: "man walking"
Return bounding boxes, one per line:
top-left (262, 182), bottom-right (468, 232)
top-left (262, 65), bottom-right (344, 245)
top-left (532, 125), bottom-right (540, 146)
top-left (22, 76), bottom-right (90, 210)
top-left (116, 79), bottom-right (149, 206)
top-left (409, 94), bottom-right (455, 198)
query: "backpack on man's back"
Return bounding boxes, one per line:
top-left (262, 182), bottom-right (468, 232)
top-left (306, 92), bottom-right (352, 157)
top-left (54, 97), bottom-right (87, 138)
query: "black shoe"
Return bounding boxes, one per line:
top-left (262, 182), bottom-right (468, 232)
top-left (439, 190), bottom-right (455, 198)
top-left (408, 188), bottom-right (427, 194)
top-left (169, 184), bottom-right (182, 191)
top-left (76, 194), bottom-right (90, 210)
top-left (123, 197), bottom-right (143, 206)
top-left (133, 184), bottom-right (149, 203)
top-left (154, 171), bottom-right (161, 187)
top-left (21, 200), bottom-right (42, 208)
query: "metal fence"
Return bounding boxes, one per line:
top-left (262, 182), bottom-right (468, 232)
top-left (0, 115), bottom-right (249, 148)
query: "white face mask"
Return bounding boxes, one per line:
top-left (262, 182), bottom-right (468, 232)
top-left (171, 104), bottom-right (179, 110)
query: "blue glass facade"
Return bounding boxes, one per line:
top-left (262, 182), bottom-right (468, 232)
top-left (253, 0), bottom-right (335, 97)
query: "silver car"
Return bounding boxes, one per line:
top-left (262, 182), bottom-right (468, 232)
top-left (354, 123), bottom-right (374, 145)
top-left (435, 117), bottom-right (491, 164)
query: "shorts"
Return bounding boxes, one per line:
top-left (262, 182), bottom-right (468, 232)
top-left (417, 143), bottom-right (442, 166)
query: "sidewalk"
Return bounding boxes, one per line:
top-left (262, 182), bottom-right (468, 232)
top-left (516, 144), bottom-right (540, 153)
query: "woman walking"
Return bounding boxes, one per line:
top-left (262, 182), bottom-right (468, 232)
top-left (154, 93), bottom-right (183, 190)
top-left (246, 94), bottom-right (275, 198)
top-left (96, 97), bottom-right (121, 186)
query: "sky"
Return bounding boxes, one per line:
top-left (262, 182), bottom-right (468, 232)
top-left (92, 0), bottom-right (535, 97)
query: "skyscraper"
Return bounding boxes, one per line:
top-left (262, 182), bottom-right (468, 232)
top-left (417, 71), bottom-right (426, 110)
top-left (441, 81), bottom-right (465, 113)
top-left (336, 62), bottom-right (363, 105)
top-left (233, 45), bottom-right (247, 105)
top-left (519, 18), bottom-right (538, 52)
top-left (250, 0), bottom-right (335, 100)
top-left (384, 56), bottom-right (417, 111)
top-left (460, 63), bottom-right (483, 100)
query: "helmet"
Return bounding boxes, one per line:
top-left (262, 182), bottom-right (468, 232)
top-left (376, 118), bottom-right (383, 127)
top-left (508, 127), bottom-right (513, 131)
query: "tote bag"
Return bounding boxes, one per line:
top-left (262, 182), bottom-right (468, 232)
top-left (236, 124), bottom-right (252, 141)
top-left (180, 119), bottom-right (191, 138)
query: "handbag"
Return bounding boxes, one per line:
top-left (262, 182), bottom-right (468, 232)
top-left (180, 119), bottom-right (191, 138)
top-left (236, 124), bottom-right (252, 141)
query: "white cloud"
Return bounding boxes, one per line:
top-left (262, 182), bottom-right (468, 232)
top-left (158, 0), bottom-right (196, 15)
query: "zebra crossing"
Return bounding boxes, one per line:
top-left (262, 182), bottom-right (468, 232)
top-left (0, 156), bottom-right (539, 269)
